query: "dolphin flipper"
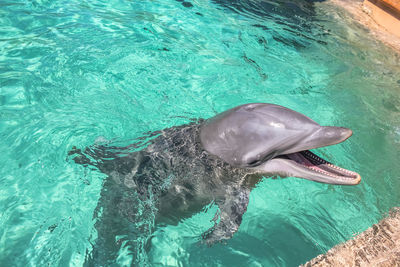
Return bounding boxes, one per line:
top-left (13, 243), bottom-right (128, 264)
top-left (202, 188), bottom-right (250, 244)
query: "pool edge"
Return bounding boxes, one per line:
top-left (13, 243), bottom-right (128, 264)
top-left (300, 207), bottom-right (400, 266)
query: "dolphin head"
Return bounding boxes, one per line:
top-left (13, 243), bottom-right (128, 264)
top-left (200, 103), bottom-right (361, 185)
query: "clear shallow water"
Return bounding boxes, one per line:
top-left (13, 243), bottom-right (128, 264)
top-left (1, 0), bottom-right (400, 266)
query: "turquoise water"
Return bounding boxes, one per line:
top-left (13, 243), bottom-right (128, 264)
top-left (1, 0), bottom-right (400, 266)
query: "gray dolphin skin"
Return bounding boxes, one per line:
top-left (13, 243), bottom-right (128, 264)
top-left (71, 103), bottom-right (360, 265)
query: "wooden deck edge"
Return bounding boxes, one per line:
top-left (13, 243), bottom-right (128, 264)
top-left (363, 0), bottom-right (400, 38)
top-left (378, 0), bottom-right (400, 16)
top-left (326, 0), bottom-right (400, 53)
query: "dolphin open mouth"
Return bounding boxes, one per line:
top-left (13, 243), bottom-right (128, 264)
top-left (275, 150), bottom-right (361, 185)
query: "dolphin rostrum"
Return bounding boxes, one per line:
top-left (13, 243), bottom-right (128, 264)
top-left (70, 103), bottom-right (360, 265)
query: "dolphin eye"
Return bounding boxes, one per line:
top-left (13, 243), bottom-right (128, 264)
top-left (247, 159), bottom-right (259, 166)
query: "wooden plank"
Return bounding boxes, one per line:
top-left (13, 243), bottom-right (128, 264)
top-left (381, 0), bottom-right (400, 13)
top-left (369, 0), bottom-right (400, 17)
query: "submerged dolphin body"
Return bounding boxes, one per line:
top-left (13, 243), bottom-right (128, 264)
top-left (71, 103), bottom-right (360, 264)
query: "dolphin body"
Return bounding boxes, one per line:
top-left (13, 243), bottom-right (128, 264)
top-left (71, 103), bottom-right (360, 265)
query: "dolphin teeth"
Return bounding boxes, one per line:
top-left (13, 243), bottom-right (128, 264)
top-left (275, 149), bottom-right (359, 182)
top-left (289, 150), bottom-right (359, 180)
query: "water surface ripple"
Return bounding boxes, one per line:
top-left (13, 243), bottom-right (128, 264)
top-left (1, 0), bottom-right (400, 266)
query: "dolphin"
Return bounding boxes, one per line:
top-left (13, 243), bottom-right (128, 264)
top-left (70, 103), bottom-right (360, 265)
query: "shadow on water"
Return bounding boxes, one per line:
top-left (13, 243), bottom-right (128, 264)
top-left (212, 0), bottom-right (328, 22)
top-left (212, 0), bottom-right (331, 50)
